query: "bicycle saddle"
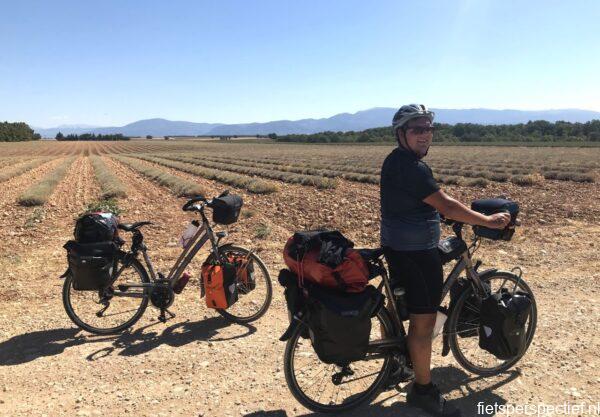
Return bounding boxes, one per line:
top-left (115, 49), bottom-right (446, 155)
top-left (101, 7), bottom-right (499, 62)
top-left (118, 221), bottom-right (152, 232)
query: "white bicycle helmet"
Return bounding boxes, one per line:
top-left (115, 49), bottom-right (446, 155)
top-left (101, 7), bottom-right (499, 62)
top-left (392, 104), bottom-right (435, 134)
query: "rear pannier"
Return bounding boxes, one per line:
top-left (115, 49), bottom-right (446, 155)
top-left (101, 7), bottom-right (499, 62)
top-left (74, 212), bottom-right (119, 243)
top-left (64, 212), bottom-right (121, 291)
top-left (305, 284), bottom-right (383, 365)
top-left (227, 253), bottom-right (256, 294)
top-left (283, 230), bottom-right (369, 292)
top-left (201, 261), bottom-right (239, 309)
top-left (471, 198), bottom-right (519, 241)
top-left (211, 194), bottom-right (243, 225)
top-left (64, 241), bottom-right (119, 291)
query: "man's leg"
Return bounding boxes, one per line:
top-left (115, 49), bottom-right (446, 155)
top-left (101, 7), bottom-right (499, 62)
top-left (407, 312), bottom-right (436, 384)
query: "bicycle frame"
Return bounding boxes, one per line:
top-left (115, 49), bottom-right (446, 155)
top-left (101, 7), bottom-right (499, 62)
top-left (365, 237), bottom-right (488, 359)
top-left (115, 206), bottom-right (224, 292)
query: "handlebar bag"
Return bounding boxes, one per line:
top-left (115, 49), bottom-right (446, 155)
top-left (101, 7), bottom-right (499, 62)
top-left (64, 240), bottom-right (119, 291)
top-left (305, 284), bottom-right (383, 365)
top-left (478, 288), bottom-right (532, 359)
top-left (471, 198), bottom-right (519, 241)
top-left (211, 194), bottom-right (243, 225)
top-left (202, 261), bottom-right (239, 309)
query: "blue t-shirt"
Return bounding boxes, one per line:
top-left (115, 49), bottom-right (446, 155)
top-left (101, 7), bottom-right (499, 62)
top-left (380, 147), bottom-right (440, 251)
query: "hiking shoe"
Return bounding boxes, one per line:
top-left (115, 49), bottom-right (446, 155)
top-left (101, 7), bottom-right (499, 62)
top-left (406, 383), bottom-right (462, 417)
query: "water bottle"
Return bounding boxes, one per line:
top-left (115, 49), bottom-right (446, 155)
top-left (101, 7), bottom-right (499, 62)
top-left (179, 220), bottom-right (200, 248)
top-left (393, 287), bottom-right (409, 321)
top-left (431, 310), bottom-right (447, 339)
top-left (173, 272), bottom-right (191, 294)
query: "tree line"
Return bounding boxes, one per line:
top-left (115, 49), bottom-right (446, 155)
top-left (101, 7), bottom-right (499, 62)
top-left (56, 132), bottom-right (130, 141)
top-left (271, 119), bottom-right (600, 143)
top-left (0, 122), bottom-right (41, 142)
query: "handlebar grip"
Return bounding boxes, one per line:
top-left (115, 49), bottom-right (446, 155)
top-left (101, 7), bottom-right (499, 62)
top-left (218, 190), bottom-right (230, 198)
top-left (182, 196), bottom-right (206, 211)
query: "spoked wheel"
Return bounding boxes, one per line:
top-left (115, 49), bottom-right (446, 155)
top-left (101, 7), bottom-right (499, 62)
top-left (283, 308), bottom-right (395, 413)
top-left (447, 271), bottom-right (537, 376)
top-left (62, 257), bottom-right (150, 335)
top-left (214, 245), bottom-right (272, 324)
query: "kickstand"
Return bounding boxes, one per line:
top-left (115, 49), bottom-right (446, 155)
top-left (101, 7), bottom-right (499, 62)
top-left (158, 308), bottom-right (176, 323)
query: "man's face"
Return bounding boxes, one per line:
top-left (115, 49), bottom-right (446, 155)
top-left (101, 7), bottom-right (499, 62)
top-left (402, 117), bottom-right (434, 158)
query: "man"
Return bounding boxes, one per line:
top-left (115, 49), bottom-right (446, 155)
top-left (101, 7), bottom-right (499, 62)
top-left (380, 104), bottom-right (510, 417)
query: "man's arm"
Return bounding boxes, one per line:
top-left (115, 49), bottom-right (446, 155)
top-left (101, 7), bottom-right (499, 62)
top-left (423, 190), bottom-right (510, 229)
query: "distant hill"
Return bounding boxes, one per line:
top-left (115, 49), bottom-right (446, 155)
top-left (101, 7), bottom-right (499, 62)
top-left (33, 108), bottom-right (600, 138)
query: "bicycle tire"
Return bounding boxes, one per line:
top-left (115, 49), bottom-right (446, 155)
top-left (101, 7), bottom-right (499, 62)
top-left (211, 245), bottom-right (272, 324)
top-left (283, 307), bottom-right (395, 413)
top-left (63, 256), bottom-right (150, 335)
top-left (448, 271), bottom-right (537, 376)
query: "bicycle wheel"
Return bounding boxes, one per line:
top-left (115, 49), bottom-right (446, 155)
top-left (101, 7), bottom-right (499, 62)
top-left (214, 245), bottom-right (272, 324)
top-left (63, 257), bottom-right (150, 335)
top-left (447, 271), bottom-right (537, 376)
top-left (283, 307), bottom-right (395, 413)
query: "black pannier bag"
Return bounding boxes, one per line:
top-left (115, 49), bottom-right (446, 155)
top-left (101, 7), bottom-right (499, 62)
top-left (278, 268), bottom-right (309, 339)
top-left (74, 212), bottom-right (119, 243)
top-left (471, 198), bottom-right (519, 241)
top-left (306, 285), bottom-right (383, 365)
top-left (211, 194), bottom-right (243, 225)
top-left (64, 240), bottom-right (119, 291)
top-left (479, 288), bottom-right (532, 360)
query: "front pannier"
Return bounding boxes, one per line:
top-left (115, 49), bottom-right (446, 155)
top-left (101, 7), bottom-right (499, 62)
top-left (479, 288), bottom-right (532, 360)
top-left (306, 284), bottom-right (383, 365)
top-left (471, 198), bottom-right (519, 241)
top-left (449, 278), bottom-right (489, 338)
top-left (202, 261), bottom-right (239, 309)
top-left (211, 194), bottom-right (243, 225)
top-left (64, 241), bottom-right (118, 290)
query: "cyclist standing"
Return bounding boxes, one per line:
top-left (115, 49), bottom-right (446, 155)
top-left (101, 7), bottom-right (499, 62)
top-left (380, 104), bottom-right (510, 417)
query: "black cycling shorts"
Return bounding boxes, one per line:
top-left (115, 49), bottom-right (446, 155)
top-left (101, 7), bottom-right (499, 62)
top-left (383, 247), bottom-right (443, 315)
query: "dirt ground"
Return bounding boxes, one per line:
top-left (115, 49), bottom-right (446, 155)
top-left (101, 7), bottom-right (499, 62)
top-left (0, 154), bottom-right (599, 417)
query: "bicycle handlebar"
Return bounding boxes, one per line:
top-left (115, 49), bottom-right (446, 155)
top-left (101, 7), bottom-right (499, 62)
top-left (182, 196), bottom-right (207, 212)
top-left (181, 190), bottom-right (231, 212)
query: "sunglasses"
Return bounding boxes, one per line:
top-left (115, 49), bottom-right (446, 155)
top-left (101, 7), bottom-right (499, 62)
top-left (406, 126), bottom-right (435, 135)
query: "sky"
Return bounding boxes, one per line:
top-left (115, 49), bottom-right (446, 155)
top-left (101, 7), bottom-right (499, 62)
top-left (1, 0), bottom-right (599, 127)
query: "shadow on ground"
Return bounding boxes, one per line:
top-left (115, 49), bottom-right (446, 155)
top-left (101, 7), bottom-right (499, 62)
top-left (87, 316), bottom-right (256, 360)
top-left (242, 366), bottom-right (517, 417)
top-left (0, 316), bottom-right (255, 365)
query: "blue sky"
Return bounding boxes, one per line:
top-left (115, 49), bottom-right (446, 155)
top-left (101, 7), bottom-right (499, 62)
top-left (1, 0), bottom-right (599, 127)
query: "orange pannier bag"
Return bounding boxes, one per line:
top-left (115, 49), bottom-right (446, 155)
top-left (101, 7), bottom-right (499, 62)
top-left (201, 261), bottom-right (239, 309)
top-left (227, 254), bottom-right (256, 293)
top-left (283, 234), bottom-right (369, 293)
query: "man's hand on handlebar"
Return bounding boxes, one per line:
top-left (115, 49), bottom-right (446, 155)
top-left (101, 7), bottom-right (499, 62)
top-left (485, 212), bottom-right (511, 229)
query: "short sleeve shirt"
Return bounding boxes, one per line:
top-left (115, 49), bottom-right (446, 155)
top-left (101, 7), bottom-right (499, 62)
top-left (380, 147), bottom-right (441, 250)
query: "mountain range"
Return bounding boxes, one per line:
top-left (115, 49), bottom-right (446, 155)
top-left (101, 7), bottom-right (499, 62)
top-left (33, 108), bottom-right (600, 138)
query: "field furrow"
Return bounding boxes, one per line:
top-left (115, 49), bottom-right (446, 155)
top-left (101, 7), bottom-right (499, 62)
top-left (133, 155), bottom-right (278, 194)
top-left (90, 156), bottom-right (128, 199)
top-left (112, 155), bottom-right (207, 197)
top-left (152, 154), bottom-right (337, 189)
top-left (18, 157), bottom-right (76, 206)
